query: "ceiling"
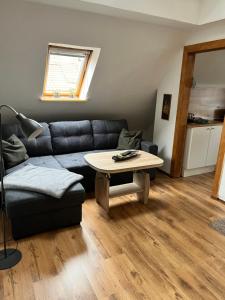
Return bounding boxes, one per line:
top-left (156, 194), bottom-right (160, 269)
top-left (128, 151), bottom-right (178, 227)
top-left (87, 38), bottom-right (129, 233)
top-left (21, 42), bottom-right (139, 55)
top-left (25, 0), bottom-right (225, 28)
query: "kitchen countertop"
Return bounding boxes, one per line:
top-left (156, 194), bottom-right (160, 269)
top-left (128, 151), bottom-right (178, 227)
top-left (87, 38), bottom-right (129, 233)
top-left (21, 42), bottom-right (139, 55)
top-left (187, 121), bottom-right (223, 128)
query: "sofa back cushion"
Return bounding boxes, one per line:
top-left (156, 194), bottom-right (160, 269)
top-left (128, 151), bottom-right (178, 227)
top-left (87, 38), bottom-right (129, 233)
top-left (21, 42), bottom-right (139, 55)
top-left (2, 122), bottom-right (53, 157)
top-left (92, 120), bottom-right (128, 149)
top-left (49, 120), bottom-right (94, 154)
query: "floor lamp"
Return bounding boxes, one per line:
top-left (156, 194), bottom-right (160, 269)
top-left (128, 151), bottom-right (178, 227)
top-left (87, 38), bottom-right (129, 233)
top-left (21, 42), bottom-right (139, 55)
top-left (0, 105), bottom-right (43, 270)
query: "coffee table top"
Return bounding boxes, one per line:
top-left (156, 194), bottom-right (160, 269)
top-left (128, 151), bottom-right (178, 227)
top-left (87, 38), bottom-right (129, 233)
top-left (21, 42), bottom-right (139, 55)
top-left (84, 150), bottom-right (164, 174)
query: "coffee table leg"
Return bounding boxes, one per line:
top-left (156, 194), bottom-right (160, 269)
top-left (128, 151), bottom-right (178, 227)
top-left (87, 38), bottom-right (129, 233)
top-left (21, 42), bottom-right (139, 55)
top-left (95, 172), bottom-right (110, 212)
top-left (133, 171), bottom-right (150, 204)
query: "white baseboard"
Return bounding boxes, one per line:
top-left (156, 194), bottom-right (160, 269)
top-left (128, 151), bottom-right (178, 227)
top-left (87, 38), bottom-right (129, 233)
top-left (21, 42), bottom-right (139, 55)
top-left (182, 166), bottom-right (215, 177)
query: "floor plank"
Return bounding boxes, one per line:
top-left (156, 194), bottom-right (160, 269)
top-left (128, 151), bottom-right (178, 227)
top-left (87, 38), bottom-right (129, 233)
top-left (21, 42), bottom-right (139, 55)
top-left (1, 172), bottom-right (225, 299)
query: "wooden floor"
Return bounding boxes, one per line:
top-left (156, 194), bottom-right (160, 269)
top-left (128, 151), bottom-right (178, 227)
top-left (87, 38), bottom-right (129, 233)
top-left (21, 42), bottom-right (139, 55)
top-left (1, 172), bottom-right (225, 299)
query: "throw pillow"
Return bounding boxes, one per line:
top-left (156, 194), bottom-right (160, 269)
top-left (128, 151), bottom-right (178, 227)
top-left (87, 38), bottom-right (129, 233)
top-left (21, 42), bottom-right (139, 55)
top-left (117, 128), bottom-right (142, 150)
top-left (2, 134), bottom-right (29, 168)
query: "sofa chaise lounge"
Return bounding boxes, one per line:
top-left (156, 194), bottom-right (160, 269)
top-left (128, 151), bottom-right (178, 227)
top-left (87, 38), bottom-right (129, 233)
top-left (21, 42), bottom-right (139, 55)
top-left (3, 119), bottom-right (158, 239)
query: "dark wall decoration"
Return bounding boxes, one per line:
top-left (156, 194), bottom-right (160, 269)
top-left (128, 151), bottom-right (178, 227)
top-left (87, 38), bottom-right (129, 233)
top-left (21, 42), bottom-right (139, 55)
top-left (161, 94), bottom-right (172, 120)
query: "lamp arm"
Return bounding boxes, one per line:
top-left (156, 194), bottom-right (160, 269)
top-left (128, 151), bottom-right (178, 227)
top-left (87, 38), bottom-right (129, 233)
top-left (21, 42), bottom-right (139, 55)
top-left (0, 105), bottom-right (18, 115)
top-left (0, 112), bottom-right (7, 257)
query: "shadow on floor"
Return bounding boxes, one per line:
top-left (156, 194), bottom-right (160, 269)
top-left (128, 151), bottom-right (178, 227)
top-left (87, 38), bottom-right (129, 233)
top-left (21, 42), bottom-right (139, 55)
top-left (107, 197), bottom-right (170, 221)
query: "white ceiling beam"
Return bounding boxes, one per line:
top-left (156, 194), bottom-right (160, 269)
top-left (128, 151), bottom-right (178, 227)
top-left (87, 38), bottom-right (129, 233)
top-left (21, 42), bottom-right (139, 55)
top-left (25, 0), bottom-right (200, 28)
top-left (26, 0), bottom-right (225, 27)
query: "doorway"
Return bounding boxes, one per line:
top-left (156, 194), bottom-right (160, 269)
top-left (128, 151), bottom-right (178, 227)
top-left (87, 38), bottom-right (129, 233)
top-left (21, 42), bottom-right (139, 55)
top-left (170, 39), bottom-right (225, 199)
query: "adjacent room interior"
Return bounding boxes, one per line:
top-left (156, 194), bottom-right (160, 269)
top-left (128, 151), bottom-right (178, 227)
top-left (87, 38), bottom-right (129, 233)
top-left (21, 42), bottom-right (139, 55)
top-left (1, 0), bottom-right (225, 299)
top-left (183, 50), bottom-right (225, 180)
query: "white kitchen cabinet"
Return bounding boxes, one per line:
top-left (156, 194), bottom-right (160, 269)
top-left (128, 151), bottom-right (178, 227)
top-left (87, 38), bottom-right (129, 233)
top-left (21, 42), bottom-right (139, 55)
top-left (206, 126), bottom-right (223, 166)
top-left (184, 127), bottom-right (209, 169)
top-left (183, 124), bottom-right (223, 177)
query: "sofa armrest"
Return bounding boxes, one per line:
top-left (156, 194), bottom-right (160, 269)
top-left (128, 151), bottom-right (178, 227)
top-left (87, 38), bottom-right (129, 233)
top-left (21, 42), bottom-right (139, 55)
top-left (141, 140), bottom-right (158, 180)
top-left (141, 140), bottom-right (158, 156)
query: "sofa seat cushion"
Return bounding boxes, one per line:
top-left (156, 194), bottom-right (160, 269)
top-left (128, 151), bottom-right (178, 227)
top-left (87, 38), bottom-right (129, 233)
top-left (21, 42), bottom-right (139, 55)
top-left (54, 150), bottom-right (133, 192)
top-left (2, 122), bottom-right (53, 157)
top-left (6, 155), bottom-right (63, 174)
top-left (6, 182), bottom-right (85, 219)
top-left (49, 120), bottom-right (94, 154)
top-left (92, 120), bottom-right (128, 150)
top-left (54, 150), bottom-right (114, 173)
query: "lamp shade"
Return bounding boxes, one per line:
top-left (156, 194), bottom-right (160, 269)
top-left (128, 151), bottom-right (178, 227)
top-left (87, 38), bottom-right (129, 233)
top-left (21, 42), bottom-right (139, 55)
top-left (16, 113), bottom-right (44, 140)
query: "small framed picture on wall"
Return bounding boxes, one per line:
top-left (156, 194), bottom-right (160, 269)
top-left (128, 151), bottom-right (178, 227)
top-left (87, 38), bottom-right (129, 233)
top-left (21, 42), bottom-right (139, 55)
top-left (161, 94), bottom-right (172, 120)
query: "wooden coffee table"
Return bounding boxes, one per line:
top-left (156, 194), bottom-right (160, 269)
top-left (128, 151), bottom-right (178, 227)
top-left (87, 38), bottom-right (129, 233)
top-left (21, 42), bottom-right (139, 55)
top-left (85, 150), bottom-right (164, 212)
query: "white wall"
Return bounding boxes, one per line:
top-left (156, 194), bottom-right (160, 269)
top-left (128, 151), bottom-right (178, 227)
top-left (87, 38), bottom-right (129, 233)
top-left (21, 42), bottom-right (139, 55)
top-left (68, 0), bottom-right (200, 24)
top-left (194, 50), bottom-right (225, 87)
top-left (190, 50), bottom-right (225, 120)
top-left (27, 0), bottom-right (225, 26)
top-left (153, 19), bottom-right (225, 198)
top-left (153, 50), bottom-right (183, 173)
top-left (219, 155), bottom-right (225, 200)
top-left (199, 0), bottom-right (225, 25)
top-left (189, 87), bottom-right (225, 120)
top-left (0, 0), bottom-right (188, 138)
top-left (27, 0), bottom-right (201, 25)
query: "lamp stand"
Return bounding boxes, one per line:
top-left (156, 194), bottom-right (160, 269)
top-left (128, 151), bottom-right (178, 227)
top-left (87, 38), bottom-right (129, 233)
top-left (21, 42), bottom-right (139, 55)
top-left (0, 112), bottom-right (22, 269)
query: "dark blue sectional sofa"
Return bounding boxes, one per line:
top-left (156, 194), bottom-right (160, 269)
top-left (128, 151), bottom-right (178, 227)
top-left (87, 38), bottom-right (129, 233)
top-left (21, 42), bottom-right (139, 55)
top-left (3, 119), bottom-right (158, 239)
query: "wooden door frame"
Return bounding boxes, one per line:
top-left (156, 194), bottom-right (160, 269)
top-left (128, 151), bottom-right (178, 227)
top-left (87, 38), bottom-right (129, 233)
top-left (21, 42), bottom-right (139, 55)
top-left (212, 118), bottom-right (225, 198)
top-left (170, 39), bottom-right (225, 198)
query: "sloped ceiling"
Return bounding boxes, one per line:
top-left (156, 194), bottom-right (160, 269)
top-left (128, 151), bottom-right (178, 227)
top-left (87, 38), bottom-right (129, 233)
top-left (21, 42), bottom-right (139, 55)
top-left (26, 0), bottom-right (225, 27)
top-left (199, 0), bottom-right (225, 24)
top-left (0, 0), bottom-right (188, 138)
top-left (25, 0), bottom-right (200, 28)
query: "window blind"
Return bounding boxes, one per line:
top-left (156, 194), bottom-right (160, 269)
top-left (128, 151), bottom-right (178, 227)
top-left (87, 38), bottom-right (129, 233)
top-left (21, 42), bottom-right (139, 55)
top-left (44, 46), bottom-right (91, 96)
top-left (49, 46), bottom-right (91, 57)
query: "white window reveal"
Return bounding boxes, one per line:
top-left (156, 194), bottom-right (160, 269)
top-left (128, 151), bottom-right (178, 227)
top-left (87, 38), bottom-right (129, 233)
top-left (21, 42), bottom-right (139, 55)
top-left (41, 43), bottom-right (101, 101)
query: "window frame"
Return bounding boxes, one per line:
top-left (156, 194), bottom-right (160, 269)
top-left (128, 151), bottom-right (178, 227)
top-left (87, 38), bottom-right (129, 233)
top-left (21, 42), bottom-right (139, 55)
top-left (41, 43), bottom-right (100, 102)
